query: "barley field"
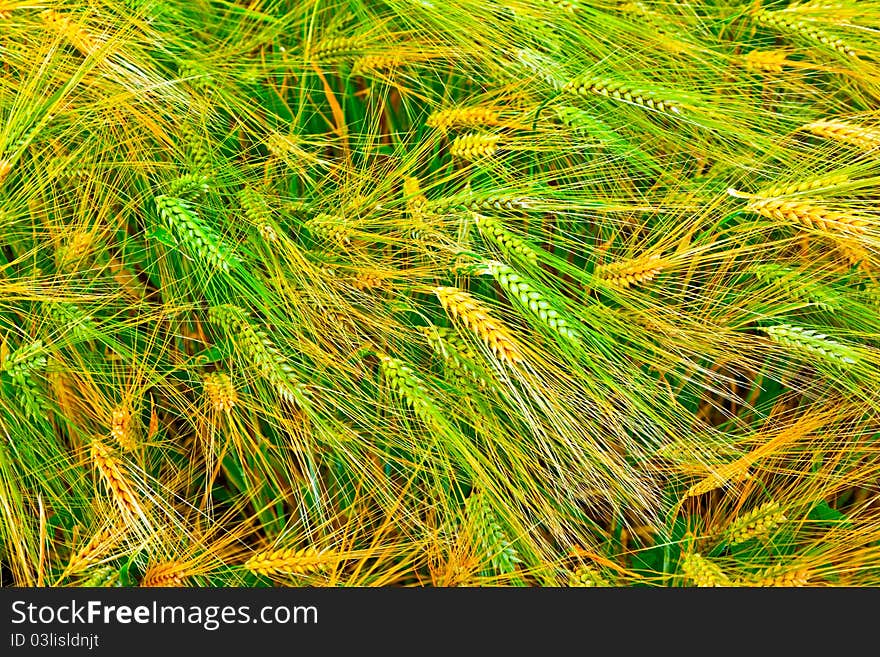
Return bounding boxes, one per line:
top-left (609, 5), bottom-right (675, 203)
top-left (1, 0), bottom-right (879, 588)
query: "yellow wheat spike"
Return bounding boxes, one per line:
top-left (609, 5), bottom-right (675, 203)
top-left (140, 560), bottom-right (191, 587)
top-left (681, 553), bottom-right (732, 587)
top-left (748, 565), bottom-right (811, 587)
top-left (435, 287), bottom-right (523, 365)
top-left (748, 198), bottom-right (869, 234)
top-left (244, 547), bottom-right (332, 576)
top-left (595, 254), bottom-right (665, 289)
top-left (64, 528), bottom-right (116, 576)
top-left (685, 463), bottom-right (752, 498)
top-left (0, 159), bottom-right (11, 185)
top-left (352, 54), bottom-right (404, 75)
top-left (802, 119), bottom-right (880, 151)
top-left (351, 269), bottom-right (385, 291)
top-left (91, 439), bottom-right (141, 519)
top-left (744, 49), bottom-right (790, 73)
top-left (110, 406), bottom-right (135, 452)
top-left (203, 372), bottom-right (237, 412)
top-left (427, 106), bottom-right (503, 132)
top-left (568, 565), bottom-right (613, 587)
top-left (449, 133), bottom-right (500, 160)
top-left (725, 501), bottom-right (787, 545)
top-left (755, 173), bottom-right (849, 199)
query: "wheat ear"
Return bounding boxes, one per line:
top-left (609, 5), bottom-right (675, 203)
top-left (140, 560), bottom-right (191, 587)
top-left (473, 213), bottom-right (538, 266)
top-left (753, 8), bottom-right (856, 57)
top-left (747, 565), bottom-right (810, 587)
top-left (595, 254), bottom-right (665, 289)
top-left (434, 287), bottom-right (523, 365)
top-left (154, 195), bottom-right (238, 271)
top-left (761, 324), bottom-right (859, 366)
top-left (564, 76), bottom-right (681, 114)
top-left (567, 565), bottom-right (613, 587)
top-left (208, 304), bottom-right (308, 404)
top-left (802, 119), bottom-right (880, 151)
top-left (427, 107), bottom-right (502, 132)
top-left (681, 553), bottom-right (732, 587)
top-left (744, 49), bottom-right (790, 73)
top-left (91, 439), bottom-right (142, 519)
top-left (450, 133), bottom-right (501, 161)
top-left (203, 372), bottom-right (238, 412)
top-left (747, 198), bottom-right (868, 235)
top-left (110, 406), bottom-right (136, 452)
top-left (725, 501), bottom-right (787, 545)
top-left (480, 261), bottom-right (581, 343)
top-left (245, 547), bottom-right (332, 576)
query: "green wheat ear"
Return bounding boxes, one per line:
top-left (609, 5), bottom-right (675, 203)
top-left (760, 324), bottom-right (860, 366)
top-left (45, 302), bottom-right (98, 342)
top-left (1, 339), bottom-right (47, 420)
top-left (154, 195), bottom-right (238, 271)
top-left (473, 213), bottom-right (538, 266)
top-left (465, 492), bottom-right (521, 580)
top-left (480, 261), bottom-right (581, 344)
top-left (208, 304), bottom-right (309, 404)
top-left (378, 353), bottom-right (445, 427)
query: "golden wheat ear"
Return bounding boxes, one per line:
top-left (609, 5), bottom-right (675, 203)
top-left (434, 286), bottom-right (524, 366)
top-left (244, 547), bottom-right (333, 577)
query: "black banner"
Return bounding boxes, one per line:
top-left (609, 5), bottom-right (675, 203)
top-left (0, 587), bottom-right (873, 653)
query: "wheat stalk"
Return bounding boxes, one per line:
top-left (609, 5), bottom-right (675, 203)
top-left (434, 287), bottom-right (523, 365)
top-left (245, 547), bottom-right (332, 576)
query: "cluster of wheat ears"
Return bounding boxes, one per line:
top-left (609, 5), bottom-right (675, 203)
top-left (0, 0), bottom-right (879, 588)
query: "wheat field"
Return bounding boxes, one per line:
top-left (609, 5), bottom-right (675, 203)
top-left (0, 0), bottom-right (879, 588)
